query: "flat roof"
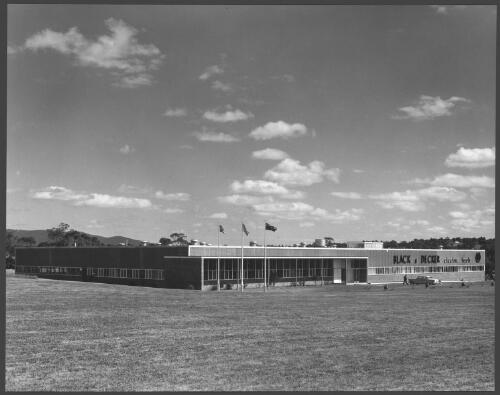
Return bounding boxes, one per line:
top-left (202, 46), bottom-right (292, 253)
top-left (189, 245), bottom-right (483, 253)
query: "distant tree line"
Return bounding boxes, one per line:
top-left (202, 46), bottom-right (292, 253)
top-left (5, 222), bottom-right (104, 261)
top-left (383, 237), bottom-right (495, 276)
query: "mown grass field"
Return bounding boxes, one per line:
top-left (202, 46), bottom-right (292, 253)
top-left (6, 272), bottom-right (495, 391)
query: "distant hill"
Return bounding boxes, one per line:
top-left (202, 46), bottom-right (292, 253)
top-left (6, 229), bottom-right (143, 247)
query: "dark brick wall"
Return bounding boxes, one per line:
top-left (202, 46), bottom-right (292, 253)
top-left (163, 257), bottom-right (202, 290)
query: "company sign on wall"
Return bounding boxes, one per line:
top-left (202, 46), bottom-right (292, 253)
top-left (392, 251), bottom-right (483, 265)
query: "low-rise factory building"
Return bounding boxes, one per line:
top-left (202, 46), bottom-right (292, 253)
top-left (15, 245), bottom-right (485, 290)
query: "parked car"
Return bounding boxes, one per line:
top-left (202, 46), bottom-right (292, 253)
top-left (409, 275), bottom-right (439, 285)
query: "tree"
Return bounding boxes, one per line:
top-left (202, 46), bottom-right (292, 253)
top-left (169, 233), bottom-right (188, 246)
top-left (159, 237), bottom-right (172, 246)
top-left (5, 232), bottom-right (17, 256)
top-left (47, 223), bottom-right (71, 246)
top-left (17, 236), bottom-right (36, 247)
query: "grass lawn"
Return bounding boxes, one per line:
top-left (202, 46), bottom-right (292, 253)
top-left (6, 272), bottom-right (495, 391)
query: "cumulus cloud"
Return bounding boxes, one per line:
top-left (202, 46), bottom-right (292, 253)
top-left (163, 107), bottom-right (187, 117)
top-left (430, 5), bottom-right (448, 14)
top-left (448, 205), bottom-right (495, 232)
top-left (211, 80), bottom-right (232, 92)
top-left (253, 201), bottom-right (363, 222)
top-left (264, 158), bottom-right (340, 186)
top-left (445, 147), bottom-right (495, 168)
top-left (209, 212), bottom-right (228, 219)
top-left (193, 130), bottom-right (240, 143)
top-left (199, 64), bottom-right (223, 80)
top-left (249, 121), bottom-right (308, 140)
top-left (430, 5), bottom-right (467, 15)
top-left (299, 222), bottom-right (315, 228)
top-left (116, 74), bottom-right (154, 88)
top-left (76, 194), bottom-right (152, 208)
top-left (117, 184), bottom-right (151, 194)
top-left (413, 173), bottom-right (495, 188)
top-left (155, 191), bottom-right (191, 201)
top-left (370, 186), bottom-right (467, 212)
top-left (119, 144), bottom-right (135, 154)
top-left (217, 194), bottom-right (274, 206)
top-left (252, 148), bottom-right (289, 161)
top-left (203, 108), bottom-right (253, 122)
top-left (164, 208), bottom-right (184, 214)
top-left (330, 192), bottom-right (362, 199)
top-left (230, 180), bottom-right (304, 199)
top-left (31, 186), bottom-right (153, 209)
top-left (23, 18), bottom-right (164, 88)
top-left (392, 95), bottom-right (470, 121)
top-left (7, 45), bottom-right (21, 55)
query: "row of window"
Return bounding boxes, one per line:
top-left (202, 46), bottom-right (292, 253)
top-left (203, 258), bottom-right (367, 281)
top-left (16, 266), bottom-right (165, 280)
top-left (370, 265), bottom-right (484, 275)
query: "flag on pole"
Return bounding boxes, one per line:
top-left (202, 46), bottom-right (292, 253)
top-left (219, 225), bottom-right (224, 233)
top-left (265, 222), bottom-right (277, 232)
top-left (242, 223), bottom-right (249, 236)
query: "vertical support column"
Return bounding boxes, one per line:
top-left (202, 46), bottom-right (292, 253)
top-left (201, 257), bottom-right (204, 291)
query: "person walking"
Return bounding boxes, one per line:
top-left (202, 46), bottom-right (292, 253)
top-left (403, 274), bottom-right (408, 286)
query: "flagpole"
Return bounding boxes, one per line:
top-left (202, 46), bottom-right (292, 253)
top-left (241, 227), bottom-right (244, 292)
top-left (217, 228), bottom-right (220, 292)
top-left (263, 227), bottom-right (267, 292)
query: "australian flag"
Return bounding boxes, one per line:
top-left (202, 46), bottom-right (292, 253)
top-left (265, 222), bottom-right (277, 232)
top-left (242, 223), bottom-right (249, 236)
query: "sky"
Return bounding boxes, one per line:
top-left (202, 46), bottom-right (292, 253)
top-left (6, 4), bottom-right (496, 245)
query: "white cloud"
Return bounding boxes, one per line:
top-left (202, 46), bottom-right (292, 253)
top-left (32, 186), bottom-right (87, 202)
top-left (249, 121), bottom-right (308, 140)
top-left (199, 64), bottom-right (223, 80)
top-left (352, 169), bottom-right (365, 174)
top-left (430, 5), bottom-right (467, 15)
top-left (448, 206), bottom-right (495, 232)
top-left (117, 184), bottom-right (151, 194)
top-left (370, 186), bottom-right (466, 212)
top-left (230, 179), bottom-right (304, 199)
top-left (31, 185), bottom-right (154, 209)
top-left (449, 211), bottom-right (468, 219)
top-left (115, 74), bottom-right (154, 88)
top-left (430, 5), bottom-right (448, 14)
top-left (194, 130), bottom-right (240, 143)
top-left (7, 45), bottom-right (21, 55)
top-left (217, 194), bottom-right (274, 206)
top-left (163, 107), bottom-right (187, 117)
top-left (416, 186), bottom-right (467, 202)
top-left (24, 18), bottom-right (164, 88)
top-left (264, 158), bottom-right (340, 186)
top-left (119, 144), bottom-right (135, 154)
top-left (413, 173), bottom-right (495, 188)
top-left (203, 108), bottom-right (253, 122)
top-left (299, 222), bottom-right (315, 228)
top-left (75, 194), bottom-right (152, 208)
top-left (252, 148), bottom-right (289, 161)
top-left (252, 201), bottom-right (363, 222)
top-left (155, 191), bottom-right (191, 201)
top-left (211, 80), bottom-right (232, 92)
top-left (209, 212), bottom-right (228, 219)
top-left (445, 147), bottom-right (495, 168)
top-left (164, 208), bottom-right (184, 214)
top-left (330, 192), bottom-right (362, 199)
top-left (409, 220), bottom-right (430, 226)
top-left (393, 95), bottom-right (470, 121)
